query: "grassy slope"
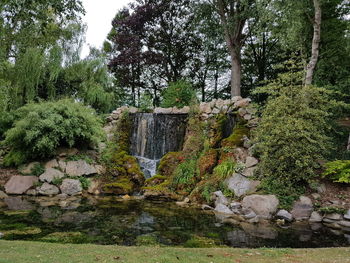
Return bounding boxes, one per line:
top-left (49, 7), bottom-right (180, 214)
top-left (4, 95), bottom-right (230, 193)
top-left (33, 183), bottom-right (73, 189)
top-left (0, 241), bottom-right (350, 263)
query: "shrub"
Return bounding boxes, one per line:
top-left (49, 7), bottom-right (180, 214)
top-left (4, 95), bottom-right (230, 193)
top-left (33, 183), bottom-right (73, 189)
top-left (3, 99), bottom-right (104, 166)
top-left (253, 69), bottom-right (345, 203)
top-left (161, 80), bottom-right (196, 108)
top-left (322, 160), bottom-right (350, 183)
top-left (30, 163), bottom-right (45, 177)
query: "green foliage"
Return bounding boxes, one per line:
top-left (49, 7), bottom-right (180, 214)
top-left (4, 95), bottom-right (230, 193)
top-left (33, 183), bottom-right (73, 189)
top-left (254, 69), bottom-right (346, 200)
top-left (323, 160), bottom-right (350, 183)
top-left (30, 163), bottom-right (45, 177)
top-left (172, 159), bottom-right (198, 189)
top-left (161, 80), bottom-right (196, 108)
top-left (78, 177), bottom-right (91, 190)
top-left (318, 206), bottom-right (346, 215)
top-left (213, 160), bottom-right (237, 179)
top-left (138, 93), bottom-right (153, 112)
top-left (3, 99), bottom-right (104, 166)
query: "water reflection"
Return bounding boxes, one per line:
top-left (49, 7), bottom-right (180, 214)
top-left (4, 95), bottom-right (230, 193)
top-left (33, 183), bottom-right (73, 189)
top-left (0, 196), bottom-right (349, 248)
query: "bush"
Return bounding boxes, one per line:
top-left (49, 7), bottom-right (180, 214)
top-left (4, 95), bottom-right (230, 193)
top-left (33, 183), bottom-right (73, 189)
top-left (3, 99), bottom-right (104, 166)
top-left (323, 160), bottom-right (350, 183)
top-left (161, 80), bottom-right (196, 108)
top-left (254, 70), bottom-right (345, 203)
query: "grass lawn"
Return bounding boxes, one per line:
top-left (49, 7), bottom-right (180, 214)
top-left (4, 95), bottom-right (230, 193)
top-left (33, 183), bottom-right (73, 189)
top-left (0, 240), bottom-right (349, 263)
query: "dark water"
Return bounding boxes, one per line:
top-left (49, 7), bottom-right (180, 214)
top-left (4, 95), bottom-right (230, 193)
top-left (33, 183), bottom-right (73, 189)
top-left (0, 196), bottom-right (349, 248)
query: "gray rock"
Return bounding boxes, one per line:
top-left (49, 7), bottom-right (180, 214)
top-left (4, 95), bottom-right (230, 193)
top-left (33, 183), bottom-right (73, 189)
top-left (339, 220), bottom-right (350, 228)
top-left (214, 203), bottom-right (234, 215)
top-left (324, 213), bottom-right (342, 221)
top-left (58, 159), bottom-right (67, 172)
top-left (344, 209), bottom-right (350, 220)
top-left (199, 102), bottom-right (212, 114)
top-left (243, 209), bottom-right (257, 219)
top-left (5, 176), bottom-right (38, 195)
top-left (225, 173), bottom-right (260, 197)
top-left (212, 191), bottom-right (229, 206)
top-left (316, 183), bottom-right (326, 194)
top-left (87, 179), bottom-right (101, 195)
top-left (230, 202), bottom-right (241, 209)
top-left (65, 160), bottom-right (97, 177)
top-left (0, 190), bottom-right (8, 199)
top-left (276, 209), bottom-right (293, 222)
top-left (60, 179), bottom-right (82, 196)
top-left (242, 194), bottom-right (279, 219)
top-left (243, 114), bottom-right (252, 120)
top-left (154, 107), bottom-right (173, 114)
top-left (234, 98), bottom-right (251, 108)
top-left (309, 211), bottom-right (323, 223)
top-left (242, 167), bottom-right (257, 177)
top-left (39, 168), bottom-right (64, 183)
top-left (0, 232), bottom-right (3, 239)
top-left (37, 183), bottom-right (60, 196)
top-left (4, 196), bottom-right (34, 210)
top-left (291, 196), bottom-right (313, 221)
top-left (44, 159), bottom-right (59, 169)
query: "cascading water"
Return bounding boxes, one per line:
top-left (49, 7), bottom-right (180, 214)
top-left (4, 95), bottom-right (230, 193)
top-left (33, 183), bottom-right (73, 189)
top-left (130, 113), bottom-right (188, 178)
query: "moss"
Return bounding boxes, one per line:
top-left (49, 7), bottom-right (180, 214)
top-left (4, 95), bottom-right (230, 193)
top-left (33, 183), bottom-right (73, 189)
top-left (197, 149), bottom-right (218, 176)
top-left (183, 236), bottom-right (220, 248)
top-left (2, 227), bottom-right (42, 238)
top-left (142, 180), bottom-right (170, 191)
top-left (135, 234), bottom-right (160, 246)
top-left (145, 175), bottom-right (167, 186)
top-left (182, 114), bottom-right (205, 156)
top-left (207, 114), bottom-right (227, 148)
top-left (157, 152), bottom-right (184, 177)
top-left (221, 125), bottom-right (249, 148)
top-left (103, 177), bottom-right (135, 195)
top-left (39, 232), bottom-right (97, 244)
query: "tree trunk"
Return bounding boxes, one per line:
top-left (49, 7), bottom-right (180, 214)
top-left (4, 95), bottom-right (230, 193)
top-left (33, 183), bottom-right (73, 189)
top-left (347, 133), bottom-right (350, 151)
top-left (305, 0), bottom-right (321, 86)
top-left (214, 67), bottom-right (218, 99)
top-left (231, 50), bottom-right (241, 97)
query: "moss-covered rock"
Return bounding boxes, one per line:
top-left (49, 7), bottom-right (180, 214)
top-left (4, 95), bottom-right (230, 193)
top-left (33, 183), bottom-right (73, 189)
top-left (157, 152), bottom-right (184, 177)
top-left (103, 176), bottom-right (135, 195)
top-left (207, 114), bottom-right (227, 148)
top-left (144, 175), bottom-right (167, 186)
top-left (221, 125), bottom-right (250, 148)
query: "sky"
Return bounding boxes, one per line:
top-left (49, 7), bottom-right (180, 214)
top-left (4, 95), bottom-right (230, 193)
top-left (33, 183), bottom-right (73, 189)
top-left (81, 0), bottom-right (131, 58)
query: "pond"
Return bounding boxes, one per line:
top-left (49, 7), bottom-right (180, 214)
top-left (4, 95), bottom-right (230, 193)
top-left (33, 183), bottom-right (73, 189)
top-left (0, 196), bottom-right (349, 248)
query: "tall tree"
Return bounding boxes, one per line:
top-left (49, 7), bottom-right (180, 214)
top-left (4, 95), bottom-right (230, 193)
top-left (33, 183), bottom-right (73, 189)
top-left (212, 0), bottom-right (256, 97)
top-left (305, 0), bottom-right (321, 85)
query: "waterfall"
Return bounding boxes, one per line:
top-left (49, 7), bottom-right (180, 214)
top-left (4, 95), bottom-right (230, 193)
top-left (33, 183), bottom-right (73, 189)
top-left (130, 113), bottom-right (188, 178)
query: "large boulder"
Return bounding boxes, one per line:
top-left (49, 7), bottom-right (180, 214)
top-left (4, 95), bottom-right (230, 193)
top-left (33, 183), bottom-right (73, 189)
top-left (291, 196), bottom-right (313, 221)
top-left (39, 168), bottom-right (64, 183)
top-left (60, 179), bottom-right (82, 196)
top-left (65, 160), bottom-right (97, 177)
top-left (4, 176), bottom-right (38, 194)
top-left (37, 183), bottom-right (60, 196)
top-left (242, 194), bottom-right (279, 219)
top-left (225, 173), bottom-right (260, 197)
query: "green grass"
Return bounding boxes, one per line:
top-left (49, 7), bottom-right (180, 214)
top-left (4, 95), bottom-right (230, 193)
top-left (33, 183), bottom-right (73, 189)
top-left (0, 240), bottom-right (350, 263)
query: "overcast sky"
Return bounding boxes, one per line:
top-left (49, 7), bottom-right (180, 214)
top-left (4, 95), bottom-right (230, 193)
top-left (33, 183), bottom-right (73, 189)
top-left (81, 0), bottom-right (131, 57)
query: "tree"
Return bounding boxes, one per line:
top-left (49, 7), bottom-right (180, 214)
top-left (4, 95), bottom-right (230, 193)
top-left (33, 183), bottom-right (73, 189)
top-left (212, 0), bottom-right (256, 97)
top-left (305, 0), bottom-right (321, 85)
